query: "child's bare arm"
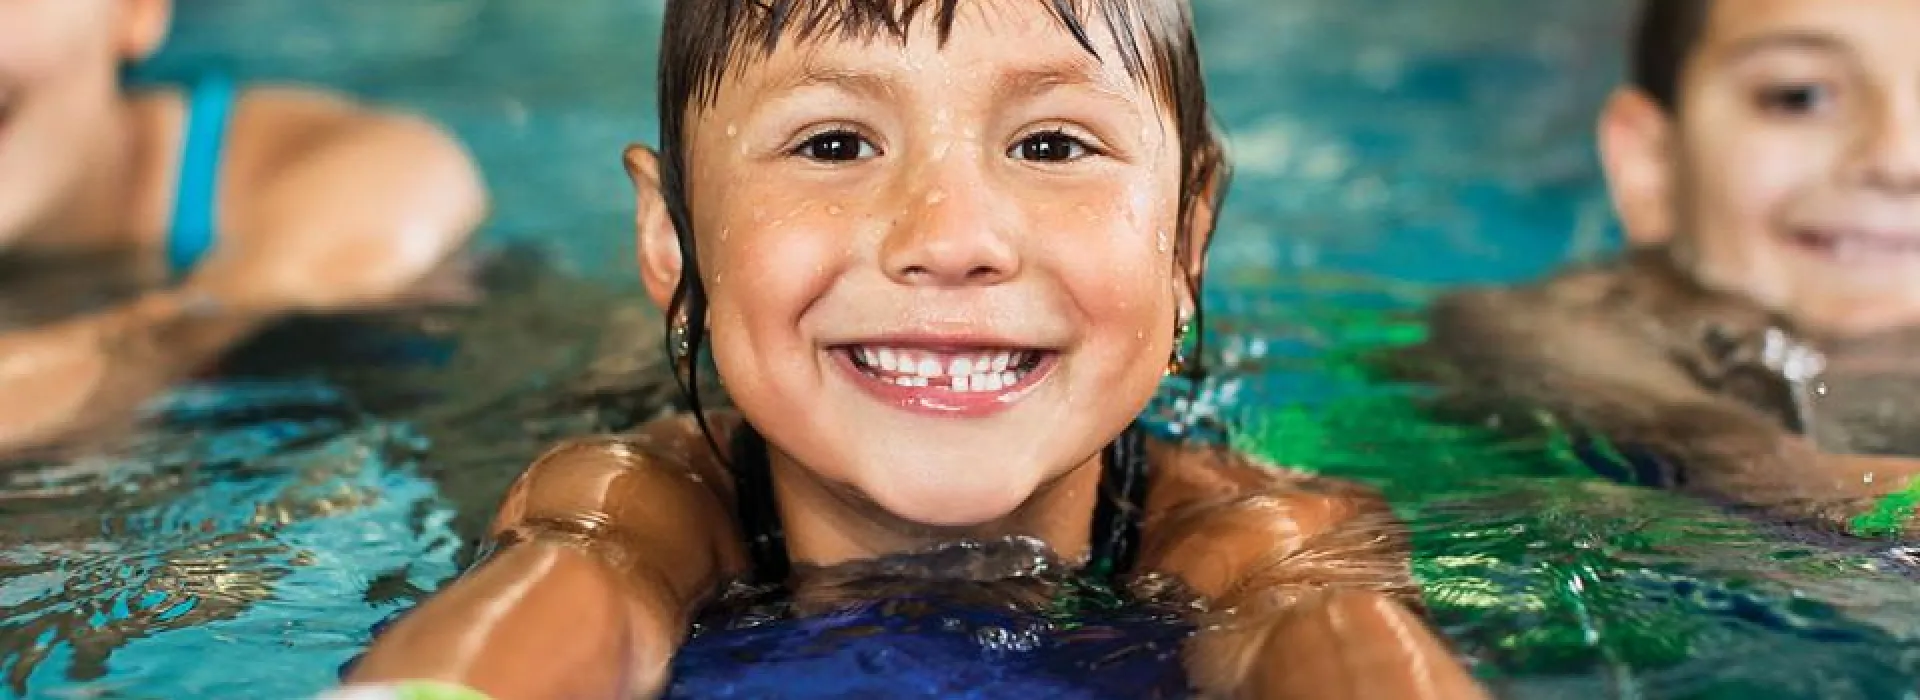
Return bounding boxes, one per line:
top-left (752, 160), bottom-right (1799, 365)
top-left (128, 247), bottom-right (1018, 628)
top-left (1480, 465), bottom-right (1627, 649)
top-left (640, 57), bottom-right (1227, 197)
top-left (0, 292), bottom-right (259, 452)
top-left (1142, 445), bottom-right (1487, 699)
top-left (348, 416), bottom-right (748, 700)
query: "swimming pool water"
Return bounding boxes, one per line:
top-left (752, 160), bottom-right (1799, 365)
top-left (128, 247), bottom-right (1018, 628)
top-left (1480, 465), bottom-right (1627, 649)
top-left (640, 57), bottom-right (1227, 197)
top-left (7, 0), bottom-right (1915, 697)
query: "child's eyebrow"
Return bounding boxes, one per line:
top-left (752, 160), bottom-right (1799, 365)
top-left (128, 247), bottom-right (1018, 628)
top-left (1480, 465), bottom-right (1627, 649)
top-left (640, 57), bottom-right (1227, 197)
top-left (1715, 30), bottom-right (1851, 65)
top-left (764, 64), bottom-right (896, 101)
top-left (991, 60), bottom-right (1135, 104)
top-left (754, 57), bottom-right (1139, 113)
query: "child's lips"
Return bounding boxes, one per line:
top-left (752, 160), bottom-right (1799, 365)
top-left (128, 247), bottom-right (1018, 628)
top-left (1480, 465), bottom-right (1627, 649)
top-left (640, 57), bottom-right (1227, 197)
top-left (1790, 227), bottom-right (1920, 262)
top-left (832, 344), bottom-right (1058, 418)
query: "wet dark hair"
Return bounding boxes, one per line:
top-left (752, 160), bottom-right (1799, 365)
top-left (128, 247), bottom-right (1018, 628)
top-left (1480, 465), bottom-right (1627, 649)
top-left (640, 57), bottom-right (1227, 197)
top-left (653, 0), bottom-right (1229, 434)
top-left (1630, 0), bottom-right (1712, 113)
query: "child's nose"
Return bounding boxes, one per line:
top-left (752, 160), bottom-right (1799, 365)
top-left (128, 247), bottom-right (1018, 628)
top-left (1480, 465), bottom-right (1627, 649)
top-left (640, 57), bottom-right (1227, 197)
top-left (1851, 96), bottom-right (1920, 194)
top-left (880, 172), bottom-right (1021, 288)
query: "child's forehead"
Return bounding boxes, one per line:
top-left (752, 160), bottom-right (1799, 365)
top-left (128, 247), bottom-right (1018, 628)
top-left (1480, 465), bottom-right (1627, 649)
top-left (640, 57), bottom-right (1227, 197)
top-left (730, 33), bottom-right (1141, 104)
top-left (691, 0), bottom-right (1167, 108)
top-left (1696, 0), bottom-right (1920, 60)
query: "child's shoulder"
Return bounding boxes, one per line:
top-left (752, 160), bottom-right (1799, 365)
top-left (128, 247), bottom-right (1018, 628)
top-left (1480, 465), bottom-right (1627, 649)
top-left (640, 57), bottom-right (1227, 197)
top-left (1145, 438), bottom-right (1388, 516)
top-left (224, 85), bottom-right (475, 197)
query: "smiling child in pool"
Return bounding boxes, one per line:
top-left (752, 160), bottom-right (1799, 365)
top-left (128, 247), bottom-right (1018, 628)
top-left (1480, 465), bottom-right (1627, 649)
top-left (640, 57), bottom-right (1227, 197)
top-left (1394, 0), bottom-right (1920, 537)
top-left (337, 1), bottom-right (1487, 698)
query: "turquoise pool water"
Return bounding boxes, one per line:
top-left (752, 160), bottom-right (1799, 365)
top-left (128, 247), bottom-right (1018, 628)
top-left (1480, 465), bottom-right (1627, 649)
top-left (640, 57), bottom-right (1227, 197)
top-left (9, 0), bottom-right (1920, 698)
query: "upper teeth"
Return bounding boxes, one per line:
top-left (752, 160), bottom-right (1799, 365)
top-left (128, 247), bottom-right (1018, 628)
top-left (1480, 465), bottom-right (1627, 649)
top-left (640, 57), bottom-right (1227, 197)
top-left (858, 347), bottom-right (1023, 377)
top-left (852, 346), bottom-right (1034, 392)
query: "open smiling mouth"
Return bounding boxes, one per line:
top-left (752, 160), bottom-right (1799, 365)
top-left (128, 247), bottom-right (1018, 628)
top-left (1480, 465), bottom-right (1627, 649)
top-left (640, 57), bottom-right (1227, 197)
top-left (840, 346), bottom-right (1049, 392)
top-left (1792, 228), bottom-right (1920, 260)
top-left (832, 345), bottom-right (1057, 416)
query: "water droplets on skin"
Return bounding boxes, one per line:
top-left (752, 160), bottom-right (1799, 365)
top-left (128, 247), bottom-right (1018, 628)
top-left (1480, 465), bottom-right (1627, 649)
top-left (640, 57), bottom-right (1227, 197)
top-left (927, 189), bottom-right (947, 205)
top-left (827, 205), bottom-right (843, 216)
top-left (725, 123), bottom-right (738, 138)
top-left (1156, 229), bottom-right (1171, 255)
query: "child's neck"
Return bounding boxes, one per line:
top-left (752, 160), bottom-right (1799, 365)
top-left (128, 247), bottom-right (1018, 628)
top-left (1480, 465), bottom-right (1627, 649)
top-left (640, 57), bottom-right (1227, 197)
top-left (767, 448), bottom-right (1106, 569)
top-left (23, 94), bottom-right (175, 257)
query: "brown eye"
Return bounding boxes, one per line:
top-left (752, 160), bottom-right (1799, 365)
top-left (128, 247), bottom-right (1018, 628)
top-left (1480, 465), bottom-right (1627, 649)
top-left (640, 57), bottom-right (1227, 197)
top-left (1755, 83), bottom-right (1831, 115)
top-left (794, 130), bottom-right (877, 162)
top-left (1011, 130), bottom-right (1090, 163)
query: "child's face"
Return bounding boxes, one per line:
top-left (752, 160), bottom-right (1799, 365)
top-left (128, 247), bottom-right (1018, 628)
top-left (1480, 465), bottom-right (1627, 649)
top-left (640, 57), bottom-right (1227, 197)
top-left (1604, 0), bottom-right (1920, 336)
top-left (636, 3), bottom-right (1201, 527)
top-left (0, 0), bottom-right (169, 248)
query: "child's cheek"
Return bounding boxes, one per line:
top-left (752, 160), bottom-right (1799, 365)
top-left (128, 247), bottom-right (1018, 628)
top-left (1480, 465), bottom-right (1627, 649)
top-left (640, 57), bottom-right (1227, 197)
top-left (1691, 122), bottom-right (1820, 234)
top-left (1044, 179), bottom-right (1179, 347)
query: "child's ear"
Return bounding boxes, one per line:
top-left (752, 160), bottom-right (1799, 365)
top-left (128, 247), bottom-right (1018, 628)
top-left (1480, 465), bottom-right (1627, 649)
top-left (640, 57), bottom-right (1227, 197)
top-left (118, 0), bottom-right (173, 62)
top-left (1599, 87), bottom-right (1678, 247)
top-left (1176, 163), bottom-right (1224, 308)
top-left (625, 145), bottom-right (683, 311)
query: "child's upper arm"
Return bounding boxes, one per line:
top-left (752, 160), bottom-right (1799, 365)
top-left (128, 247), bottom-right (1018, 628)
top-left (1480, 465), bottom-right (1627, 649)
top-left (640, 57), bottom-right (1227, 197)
top-left (491, 414), bottom-right (750, 610)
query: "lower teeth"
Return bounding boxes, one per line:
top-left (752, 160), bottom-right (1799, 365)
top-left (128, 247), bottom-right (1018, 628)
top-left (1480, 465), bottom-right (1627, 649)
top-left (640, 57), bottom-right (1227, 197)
top-left (879, 371), bottom-right (1024, 391)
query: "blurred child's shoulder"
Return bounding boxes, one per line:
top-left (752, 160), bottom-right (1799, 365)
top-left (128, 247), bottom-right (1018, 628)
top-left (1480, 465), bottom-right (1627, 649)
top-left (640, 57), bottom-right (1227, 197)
top-left (129, 81), bottom-right (473, 199)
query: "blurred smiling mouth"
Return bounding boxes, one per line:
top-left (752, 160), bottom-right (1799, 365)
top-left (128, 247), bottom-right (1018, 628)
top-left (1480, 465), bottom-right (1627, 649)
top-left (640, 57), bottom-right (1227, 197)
top-left (832, 343), bottom-right (1057, 416)
top-left (1790, 227), bottom-right (1920, 262)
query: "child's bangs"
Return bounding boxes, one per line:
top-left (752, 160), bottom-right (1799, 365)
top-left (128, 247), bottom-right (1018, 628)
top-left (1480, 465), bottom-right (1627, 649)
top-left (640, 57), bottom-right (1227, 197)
top-left (671, 0), bottom-right (1183, 109)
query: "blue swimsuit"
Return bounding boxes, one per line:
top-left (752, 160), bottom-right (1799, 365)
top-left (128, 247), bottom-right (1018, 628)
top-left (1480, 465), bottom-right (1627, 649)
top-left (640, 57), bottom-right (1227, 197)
top-left (166, 73), bottom-right (237, 278)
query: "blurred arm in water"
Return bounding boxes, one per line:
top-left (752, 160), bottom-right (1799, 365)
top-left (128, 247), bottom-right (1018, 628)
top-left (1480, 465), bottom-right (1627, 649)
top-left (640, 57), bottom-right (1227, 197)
top-left (1385, 248), bottom-right (1920, 536)
top-left (0, 93), bottom-right (485, 453)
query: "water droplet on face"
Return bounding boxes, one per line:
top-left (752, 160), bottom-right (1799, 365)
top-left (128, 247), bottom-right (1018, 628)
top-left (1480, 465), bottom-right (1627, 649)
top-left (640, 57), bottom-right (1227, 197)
top-left (927, 189), bottom-right (947, 205)
top-left (720, 227), bottom-right (731, 241)
top-left (726, 123), bottom-right (739, 137)
top-left (827, 205), bottom-right (843, 215)
top-left (1157, 229), bottom-right (1171, 254)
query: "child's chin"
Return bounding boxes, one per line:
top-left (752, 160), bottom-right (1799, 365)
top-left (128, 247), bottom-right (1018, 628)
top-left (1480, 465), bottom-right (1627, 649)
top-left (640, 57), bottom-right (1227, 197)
top-left (860, 470), bottom-right (1040, 530)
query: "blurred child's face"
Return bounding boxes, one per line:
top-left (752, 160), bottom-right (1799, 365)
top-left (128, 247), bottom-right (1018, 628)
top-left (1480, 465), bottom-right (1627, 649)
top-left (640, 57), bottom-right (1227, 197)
top-left (0, 0), bottom-right (169, 248)
top-left (1604, 0), bottom-right (1920, 336)
top-left (637, 2), bottom-right (1201, 527)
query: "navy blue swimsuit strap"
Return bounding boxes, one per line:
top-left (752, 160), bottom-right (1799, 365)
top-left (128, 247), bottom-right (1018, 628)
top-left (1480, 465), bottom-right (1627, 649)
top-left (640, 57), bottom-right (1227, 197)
top-left (728, 421), bottom-right (1152, 585)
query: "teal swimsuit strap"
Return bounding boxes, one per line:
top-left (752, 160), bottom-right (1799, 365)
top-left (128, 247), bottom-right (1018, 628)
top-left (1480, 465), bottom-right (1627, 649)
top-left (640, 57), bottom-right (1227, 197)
top-left (168, 72), bottom-right (237, 279)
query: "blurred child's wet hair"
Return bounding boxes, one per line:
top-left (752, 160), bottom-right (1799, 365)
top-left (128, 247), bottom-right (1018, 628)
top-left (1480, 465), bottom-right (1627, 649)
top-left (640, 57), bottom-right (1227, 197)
top-left (1631, 0), bottom-right (1711, 113)
top-left (653, 0), bottom-right (1228, 418)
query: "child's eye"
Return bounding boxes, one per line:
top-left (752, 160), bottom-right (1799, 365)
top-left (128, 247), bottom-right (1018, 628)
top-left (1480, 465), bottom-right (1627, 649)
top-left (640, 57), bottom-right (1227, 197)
top-left (1754, 82), bottom-right (1833, 116)
top-left (1011, 130), bottom-right (1092, 163)
top-left (793, 129), bottom-right (878, 162)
